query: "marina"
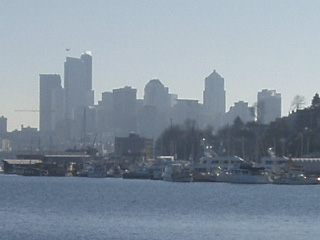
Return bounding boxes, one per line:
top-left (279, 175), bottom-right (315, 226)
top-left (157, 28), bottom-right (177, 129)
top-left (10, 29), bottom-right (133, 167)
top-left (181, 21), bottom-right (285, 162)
top-left (2, 156), bottom-right (320, 185)
top-left (1, 141), bottom-right (320, 185)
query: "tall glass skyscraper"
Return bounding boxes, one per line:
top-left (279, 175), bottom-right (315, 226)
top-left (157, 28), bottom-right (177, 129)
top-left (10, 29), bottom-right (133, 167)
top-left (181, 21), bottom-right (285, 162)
top-left (39, 74), bottom-right (63, 132)
top-left (64, 52), bottom-right (94, 119)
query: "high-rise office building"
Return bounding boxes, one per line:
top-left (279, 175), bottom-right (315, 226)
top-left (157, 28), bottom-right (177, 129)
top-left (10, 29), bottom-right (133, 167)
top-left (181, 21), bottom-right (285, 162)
top-left (64, 52), bottom-right (94, 119)
top-left (172, 99), bottom-right (200, 125)
top-left (139, 79), bottom-right (172, 138)
top-left (203, 70), bottom-right (226, 128)
top-left (113, 86), bottom-right (137, 137)
top-left (39, 74), bottom-right (63, 132)
top-left (96, 92), bottom-right (113, 132)
top-left (144, 79), bottom-right (170, 113)
top-left (257, 89), bottom-right (281, 124)
top-left (0, 116), bottom-right (7, 134)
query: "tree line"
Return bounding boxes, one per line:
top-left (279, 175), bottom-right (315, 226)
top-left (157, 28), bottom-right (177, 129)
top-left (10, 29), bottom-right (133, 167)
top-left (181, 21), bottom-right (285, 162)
top-left (155, 94), bottom-right (320, 161)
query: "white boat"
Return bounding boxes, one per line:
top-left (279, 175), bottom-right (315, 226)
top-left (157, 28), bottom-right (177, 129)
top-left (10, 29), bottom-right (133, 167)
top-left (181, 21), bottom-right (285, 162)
top-left (258, 148), bottom-right (289, 173)
top-left (193, 154), bottom-right (244, 182)
top-left (162, 163), bottom-right (192, 182)
top-left (228, 163), bottom-right (272, 184)
top-left (192, 169), bottom-right (217, 182)
top-left (150, 156), bottom-right (175, 180)
top-left (215, 169), bottom-right (231, 182)
top-left (273, 171), bottom-right (319, 185)
top-left (199, 155), bottom-right (244, 170)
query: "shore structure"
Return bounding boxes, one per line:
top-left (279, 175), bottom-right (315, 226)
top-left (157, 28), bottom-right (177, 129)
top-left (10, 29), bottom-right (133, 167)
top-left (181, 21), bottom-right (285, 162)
top-left (1, 150), bottom-right (320, 185)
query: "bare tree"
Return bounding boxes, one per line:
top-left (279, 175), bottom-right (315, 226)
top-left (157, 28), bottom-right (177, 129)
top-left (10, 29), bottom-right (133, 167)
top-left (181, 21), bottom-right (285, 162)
top-left (290, 95), bottom-right (305, 112)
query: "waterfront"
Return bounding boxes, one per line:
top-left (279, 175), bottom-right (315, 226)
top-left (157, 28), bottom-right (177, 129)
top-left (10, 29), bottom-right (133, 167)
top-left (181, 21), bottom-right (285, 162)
top-left (0, 175), bottom-right (320, 240)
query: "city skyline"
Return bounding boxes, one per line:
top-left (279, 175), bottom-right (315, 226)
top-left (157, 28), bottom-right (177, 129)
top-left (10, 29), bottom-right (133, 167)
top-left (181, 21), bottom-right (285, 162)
top-left (1, 0), bottom-right (320, 130)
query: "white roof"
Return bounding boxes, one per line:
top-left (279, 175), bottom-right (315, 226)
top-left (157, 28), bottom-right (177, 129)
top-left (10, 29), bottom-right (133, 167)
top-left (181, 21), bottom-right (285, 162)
top-left (3, 159), bottom-right (42, 165)
top-left (44, 155), bottom-right (90, 158)
top-left (291, 158), bottom-right (320, 162)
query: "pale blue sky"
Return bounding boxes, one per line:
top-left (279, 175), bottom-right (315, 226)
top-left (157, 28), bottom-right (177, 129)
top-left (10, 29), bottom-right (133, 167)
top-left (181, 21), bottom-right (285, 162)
top-left (1, 0), bottom-right (320, 130)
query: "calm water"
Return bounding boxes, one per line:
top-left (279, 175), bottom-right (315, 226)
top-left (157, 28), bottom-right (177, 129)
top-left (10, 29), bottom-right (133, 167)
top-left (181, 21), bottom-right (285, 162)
top-left (0, 175), bottom-right (319, 240)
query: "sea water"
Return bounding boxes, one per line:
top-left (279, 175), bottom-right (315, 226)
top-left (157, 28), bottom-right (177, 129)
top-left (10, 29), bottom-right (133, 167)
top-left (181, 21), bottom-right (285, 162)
top-left (0, 174), bottom-right (319, 240)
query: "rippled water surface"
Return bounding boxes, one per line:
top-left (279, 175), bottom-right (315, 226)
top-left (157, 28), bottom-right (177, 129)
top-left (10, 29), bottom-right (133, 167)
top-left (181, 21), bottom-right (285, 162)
top-left (0, 175), bottom-right (319, 240)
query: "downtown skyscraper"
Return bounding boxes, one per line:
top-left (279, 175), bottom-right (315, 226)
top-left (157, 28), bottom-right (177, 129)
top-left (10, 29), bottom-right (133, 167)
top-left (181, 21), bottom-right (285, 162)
top-left (203, 70), bottom-right (226, 129)
top-left (39, 74), bottom-right (63, 132)
top-left (64, 52), bottom-right (94, 120)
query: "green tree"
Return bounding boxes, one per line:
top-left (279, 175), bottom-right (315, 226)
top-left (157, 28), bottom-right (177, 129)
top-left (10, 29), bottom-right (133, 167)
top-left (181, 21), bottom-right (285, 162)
top-left (311, 93), bottom-right (320, 108)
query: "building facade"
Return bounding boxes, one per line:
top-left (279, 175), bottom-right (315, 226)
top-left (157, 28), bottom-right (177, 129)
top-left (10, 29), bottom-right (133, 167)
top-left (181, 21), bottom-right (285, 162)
top-left (203, 70), bottom-right (226, 129)
top-left (144, 79), bottom-right (171, 113)
top-left (39, 74), bottom-right (63, 132)
top-left (172, 99), bottom-right (201, 125)
top-left (0, 116), bottom-right (7, 134)
top-left (64, 52), bottom-right (94, 120)
top-left (114, 133), bottom-right (154, 163)
top-left (257, 89), bottom-right (281, 124)
top-left (224, 101), bottom-right (255, 125)
top-left (113, 86), bottom-right (137, 137)
top-left (139, 79), bottom-right (172, 138)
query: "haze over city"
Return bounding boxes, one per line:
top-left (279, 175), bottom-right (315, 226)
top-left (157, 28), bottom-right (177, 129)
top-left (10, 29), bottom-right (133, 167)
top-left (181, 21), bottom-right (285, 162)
top-left (1, 0), bottom-right (320, 131)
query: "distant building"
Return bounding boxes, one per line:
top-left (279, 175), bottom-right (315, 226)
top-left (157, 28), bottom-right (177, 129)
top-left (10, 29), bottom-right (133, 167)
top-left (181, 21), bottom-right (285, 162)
top-left (95, 92), bottom-right (117, 154)
top-left (144, 79), bottom-right (171, 113)
top-left (289, 158), bottom-right (320, 175)
top-left (172, 99), bottom-right (200, 125)
top-left (139, 79), bottom-right (172, 138)
top-left (39, 74), bottom-right (64, 132)
top-left (257, 89), bottom-right (281, 124)
top-left (8, 126), bottom-right (40, 151)
top-left (137, 105), bottom-right (158, 138)
top-left (136, 99), bottom-right (144, 114)
top-left (224, 101), bottom-right (255, 125)
top-left (72, 106), bottom-right (97, 143)
top-left (169, 93), bottom-right (178, 107)
top-left (114, 133), bottom-right (154, 163)
top-left (112, 86), bottom-right (137, 137)
top-left (203, 70), bottom-right (226, 129)
top-left (0, 116), bottom-right (7, 134)
top-left (96, 92), bottom-right (113, 133)
top-left (64, 52), bottom-right (94, 120)
top-left (1, 139), bottom-right (11, 151)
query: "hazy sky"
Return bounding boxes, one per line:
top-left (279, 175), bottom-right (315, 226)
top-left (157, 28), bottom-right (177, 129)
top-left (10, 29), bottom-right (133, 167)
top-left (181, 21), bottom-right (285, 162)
top-left (1, 0), bottom-right (320, 131)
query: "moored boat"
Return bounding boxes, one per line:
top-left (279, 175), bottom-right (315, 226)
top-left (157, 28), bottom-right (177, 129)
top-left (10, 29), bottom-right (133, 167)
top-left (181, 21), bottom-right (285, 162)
top-left (228, 163), bottom-right (272, 184)
top-left (162, 163), bottom-right (193, 182)
top-left (273, 171), bottom-right (319, 185)
top-left (192, 168), bottom-right (218, 182)
top-left (122, 165), bottom-right (152, 179)
top-left (106, 166), bottom-right (123, 178)
top-left (78, 164), bottom-right (107, 178)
